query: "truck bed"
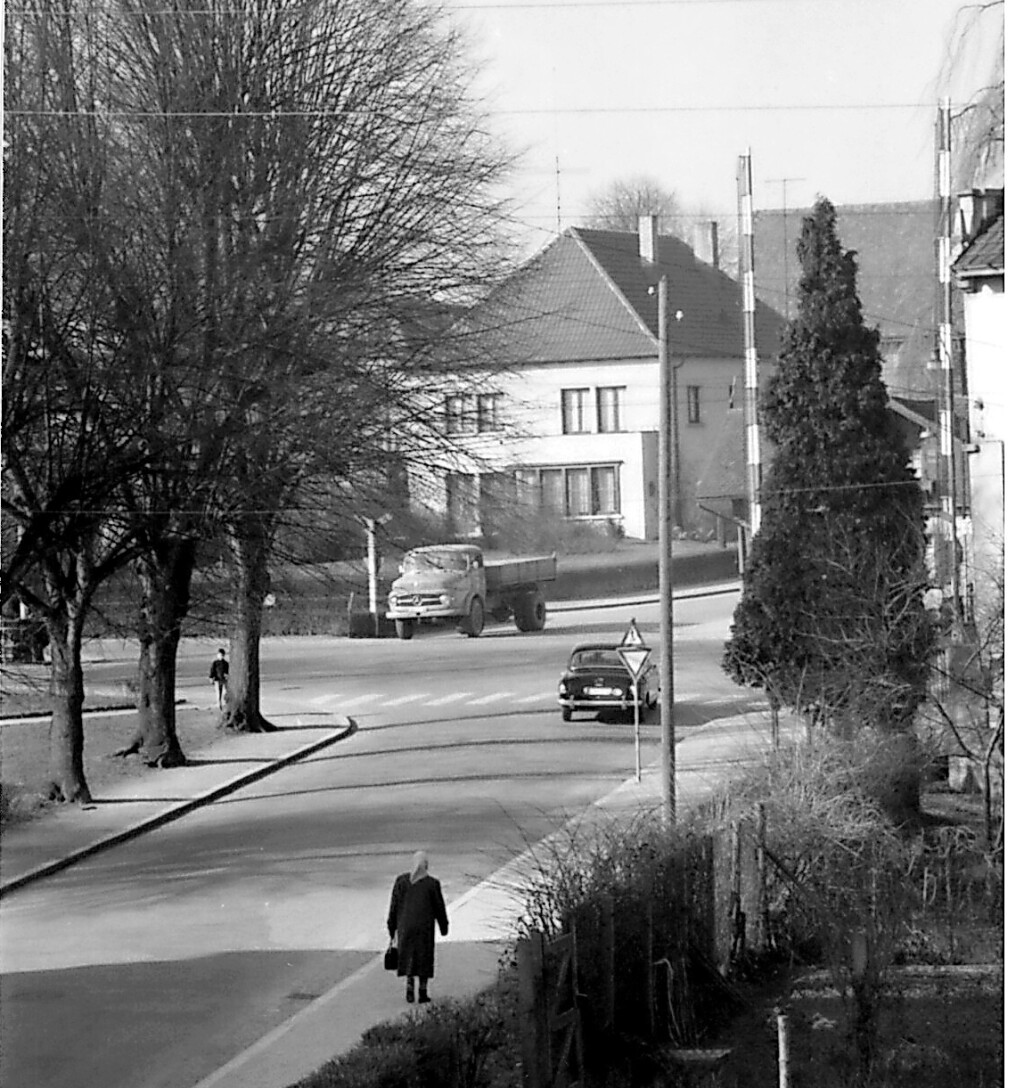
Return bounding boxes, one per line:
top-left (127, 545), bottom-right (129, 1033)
top-left (484, 554), bottom-right (557, 590)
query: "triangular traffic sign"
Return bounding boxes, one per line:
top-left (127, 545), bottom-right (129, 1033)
top-left (621, 619), bottom-right (644, 647)
top-left (617, 645), bottom-right (651, 679)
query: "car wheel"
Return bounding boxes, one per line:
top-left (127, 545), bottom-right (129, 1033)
top-left (460, 597), bottom-right (485, 638)
top-left (395, 619), bottom-right (414, 640)
top-left (561, 707), bottom-right (572, 722)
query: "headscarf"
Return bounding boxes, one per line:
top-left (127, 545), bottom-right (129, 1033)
top-left (409, 851), bottom-right (429, 883)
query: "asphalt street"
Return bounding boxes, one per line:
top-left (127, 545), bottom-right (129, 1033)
top-left (0, 586), bottom-right (780, 1088)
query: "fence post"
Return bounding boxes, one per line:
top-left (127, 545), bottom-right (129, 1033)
top-left (599, 895), bottom-right (615, 1031)
top-left (518, 932), bottom-right (547, 1088)
top-left (644, 899), bottom-right (655, 1036)
top-left (776, 1007), bottom-right (790, 1088)
top-left (756, 802), bottom-right (769, 951)
top-left (729, 821), bottom-right (746, 966)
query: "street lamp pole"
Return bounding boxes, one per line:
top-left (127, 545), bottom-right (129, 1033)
top-left (657, 274), bottom-right (677, 823)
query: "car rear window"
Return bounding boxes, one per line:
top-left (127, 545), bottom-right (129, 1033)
top-left (571, 649), bottom-right (622, 669)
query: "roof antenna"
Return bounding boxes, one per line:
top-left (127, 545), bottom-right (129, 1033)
top-left (552, 65), bottom-right (562, 234)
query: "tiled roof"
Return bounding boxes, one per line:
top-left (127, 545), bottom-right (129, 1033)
top-left (753, 201), bottom-right (945, 399)
top-left (953, 213), bottom-right (1004, 278)
top-left (574, 229), bottom-right (785, 359)
top-left (469, 228), bottom-right (785, 366)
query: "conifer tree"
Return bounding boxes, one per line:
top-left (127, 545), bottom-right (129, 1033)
top-left (723, 198), bottom-right (935, 733)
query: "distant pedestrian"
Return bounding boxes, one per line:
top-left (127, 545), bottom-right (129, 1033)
top-left (209, 648), bottom-right (229, 709)
top-left (387, 851), bottom-right (449, 1004)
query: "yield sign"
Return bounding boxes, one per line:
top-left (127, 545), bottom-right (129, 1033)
top-left (620, 618), bottom-right (644, 647)
top-left (617, 644), bottom-right (651, 679)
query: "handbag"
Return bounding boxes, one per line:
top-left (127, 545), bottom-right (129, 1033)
top-left (384, 939), bottom-right (398, 971)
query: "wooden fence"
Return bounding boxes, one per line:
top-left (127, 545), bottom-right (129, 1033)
top-left (516, 820), bottom-right (775, 1085)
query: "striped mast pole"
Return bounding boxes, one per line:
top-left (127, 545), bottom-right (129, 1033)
top-left (738, 150), bottom-right (762, 549)
top-left (937, 97), bottom-right (962, 622)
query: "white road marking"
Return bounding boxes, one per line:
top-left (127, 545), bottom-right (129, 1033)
top-left (464, 691), bottom-right (515, 706)
top-left (422, 692), bottom-right (471, 706)
top-left (377, 693), bottom-right (424, 708)
top-left (516, 692), bottom-right (551, 704)
top-left (320, 692), bottom-right (383, 708)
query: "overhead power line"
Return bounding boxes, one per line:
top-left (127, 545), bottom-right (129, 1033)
top-left (4, 101), bottom-right (940, 119)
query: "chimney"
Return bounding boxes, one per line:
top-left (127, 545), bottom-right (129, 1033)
top-left (956, 188), bottom-right (1004, 243)
top-left (638, 214), bottom-right (659, 264)
top-left (693, 220), bottom-right (720, 270)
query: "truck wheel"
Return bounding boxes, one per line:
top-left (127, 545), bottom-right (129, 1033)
top-left (395, 619), bottom-right (415, 640)
top-left (513, 591), bottom-right (546, 632)
top-left (460, 597), bottom-right (485, 638)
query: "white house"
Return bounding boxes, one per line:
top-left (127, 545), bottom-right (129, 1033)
top-left (414, 217), bottom-right (785, 542)
top-left (952, 189), bottom-right (1005, 620)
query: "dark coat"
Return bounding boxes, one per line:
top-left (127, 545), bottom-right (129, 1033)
top-left (387, 873), bottom-right (449, 979)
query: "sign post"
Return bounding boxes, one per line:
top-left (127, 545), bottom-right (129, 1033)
top-left (617, 641), bottom-right (651, 782)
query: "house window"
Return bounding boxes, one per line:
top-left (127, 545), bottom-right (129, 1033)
top-left (477, 393), bottom-right (500, 432)
top-left (515, 468), bottom-right (540, 509)
top-left (445, 394), bottom-right (473, 434)
top-left (592, 465), bottom-right (619, 514)
top-left (596, 386), bottom-right (624, 433)
top-left (686, 385), bottom-right (701, 424)
top-left (561, 388), bottom-right (588, 434)
top-left (540, 469), bottom-right (566, 512)
top-left (518, 464), bottom-right (621, 517)
top-left (566, 467), bottom-right (591, 516)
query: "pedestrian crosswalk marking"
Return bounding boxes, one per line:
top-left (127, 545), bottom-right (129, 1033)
top-left (423, 692), bottom-right (471, 706)
top-left (332, 692), bottom-right (384, 707)
top-left (378, 693), bottom-right (424, 708)
top-left (465, 692), bottom-right (514, 706)
top-left (310, 689), bottom-right (556, 711)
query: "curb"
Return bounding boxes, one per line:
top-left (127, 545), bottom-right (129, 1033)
top-left (0, 717), bottom-right (358, 899)
top-left (548, 580), bottom-right (740, 613)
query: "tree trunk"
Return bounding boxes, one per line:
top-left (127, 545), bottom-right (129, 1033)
top-left (220, 516), bottom-right (275, 733)
top-left (45, 609), bottom-right (91, 803)
top-left (116, 541), bottom-right (195, 766)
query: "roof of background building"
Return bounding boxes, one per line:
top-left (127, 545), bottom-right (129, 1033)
top-left (467, 227), bottom-right (786, 366)
top-left (953, 212), bottom-right (1004, 278)
top-left (753, 201), bottom-right (944, 399)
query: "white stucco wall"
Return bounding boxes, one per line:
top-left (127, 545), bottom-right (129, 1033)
top-left (962, 279), bottom-right (1006, 616)
top-left (408, 353), bottom-right (745, 541)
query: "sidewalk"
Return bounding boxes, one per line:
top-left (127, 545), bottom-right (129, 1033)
top-left (0, 715), bottom-right (354, 896)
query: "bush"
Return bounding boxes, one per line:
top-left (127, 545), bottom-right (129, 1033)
top-left (292, 974), bottom-right (520, 1088)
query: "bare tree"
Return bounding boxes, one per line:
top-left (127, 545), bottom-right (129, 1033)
top-left (4, 0), bottom-right (514, 796)
top-left (938, 1), bottom-right (1004, 191)
top-left (586, 175), bottom-right (686, 233)
top-left (3, 1), bottom-right (151, 798)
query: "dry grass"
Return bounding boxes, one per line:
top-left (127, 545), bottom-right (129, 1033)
top-left (1, 665), bottom-right (227, 825)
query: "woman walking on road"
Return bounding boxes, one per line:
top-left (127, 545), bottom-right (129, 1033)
top-left (387, 851), bottom-right (449, 1004)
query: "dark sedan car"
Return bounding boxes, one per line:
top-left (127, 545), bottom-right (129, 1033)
top-left (558, 642), bottom-right (660, 722)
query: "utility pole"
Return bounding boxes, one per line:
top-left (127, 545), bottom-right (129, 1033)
top-left (737, 150), bottom-right (762, 546)
top-left (937, 97), bottom-right (962, 624)
top-left (657, 273), bottom-right (676, 824)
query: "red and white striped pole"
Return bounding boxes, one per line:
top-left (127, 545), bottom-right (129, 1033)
top-left (937, 98), bottom-right (961, 621)
top-left (738, 150), bottom-right (762, 543)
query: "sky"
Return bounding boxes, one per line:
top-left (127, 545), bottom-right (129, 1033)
top-left (445, 0), bottom-right (1005, 257)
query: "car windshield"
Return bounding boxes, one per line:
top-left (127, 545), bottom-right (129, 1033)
top-left (403, 550), bottom-right (469, 574)
top-left (570, 649), bottom-right (623, 670)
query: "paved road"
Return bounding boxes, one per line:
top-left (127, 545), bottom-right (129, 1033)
top-left (1, 590), bottom-right (761, 1088)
